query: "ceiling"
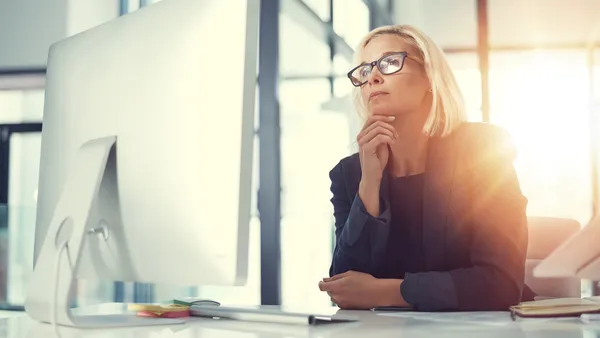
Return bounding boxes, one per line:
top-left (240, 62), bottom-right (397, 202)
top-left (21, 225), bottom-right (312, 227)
top-left (393, 0), bottom-right (600, 50)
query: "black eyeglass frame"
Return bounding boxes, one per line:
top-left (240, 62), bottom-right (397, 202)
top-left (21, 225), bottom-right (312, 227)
top-left (347, 51), bottom-right (409, 87)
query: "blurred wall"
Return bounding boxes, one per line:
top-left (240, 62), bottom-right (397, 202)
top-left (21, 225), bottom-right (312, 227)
top-left (0, 0), bottom-right (119, 70)
top-left (0, 0), bottom-right (67, 69)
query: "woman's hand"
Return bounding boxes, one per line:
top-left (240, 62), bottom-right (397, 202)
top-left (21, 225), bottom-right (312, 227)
top-left (319, 271), bottom-right (379, 309)
top-left (319, 270), bottom-right (407, 309)
top-left (357, 115), bottom-right (397, 184)
top-left (356, 115), bottom-right (397, 216)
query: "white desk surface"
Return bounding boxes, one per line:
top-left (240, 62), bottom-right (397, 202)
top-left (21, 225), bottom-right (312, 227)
top-left (4, 303), bottom-right (600, 338)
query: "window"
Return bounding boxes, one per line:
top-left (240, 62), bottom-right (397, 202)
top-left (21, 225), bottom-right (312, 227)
top-left (0, 89), bottom-right (44, 123)
top-left (280, 78), bottom-right (353, 308)
top-left (6, 133), bottom-right (40, 305)
top-left (280, 12), bottom-right (331, 76)
top-left (333, 0), bottom-right (369, 49)
top-left (302, 0), bottom-right (330, 21)
top-left (445, 53), bottom-right (482, 122)
top-left (333, 54), bottom-right (353, 98)
top-left (0, 88), bottom-right (44, 306)
top-left (489, 50), bottom-right (593, 225)
top-left (127, 1), bottom-right (140, 12)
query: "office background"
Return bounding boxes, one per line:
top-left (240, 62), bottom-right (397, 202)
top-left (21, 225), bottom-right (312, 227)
top-left (0, 0), bottom-right (599, 311)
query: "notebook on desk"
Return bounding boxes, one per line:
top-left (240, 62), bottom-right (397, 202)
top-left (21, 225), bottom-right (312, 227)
top-left (189, 305), bottom-right (359, 325)
top-left (509, 297), bottom-right (600, 319)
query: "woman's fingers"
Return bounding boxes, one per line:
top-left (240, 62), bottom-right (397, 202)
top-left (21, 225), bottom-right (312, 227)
top-left (357, 115), bottom-right (397, 141)
top-left (363, 134), bottom-right (395, 154)
top-left (358, 124), bottom-right (396, 146)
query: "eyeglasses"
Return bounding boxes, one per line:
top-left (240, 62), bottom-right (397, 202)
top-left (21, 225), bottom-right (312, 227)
top-left (347, 52), bottom-right (408, 87)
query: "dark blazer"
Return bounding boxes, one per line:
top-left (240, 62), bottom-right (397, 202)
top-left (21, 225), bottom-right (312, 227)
top-left (328, 122), bottom-right (529, 311)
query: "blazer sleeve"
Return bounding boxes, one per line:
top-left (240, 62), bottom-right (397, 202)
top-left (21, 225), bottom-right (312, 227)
top-left (328, 160), bottom-right (392, 276)
top-left (400, 127), bottom-right (528, 311)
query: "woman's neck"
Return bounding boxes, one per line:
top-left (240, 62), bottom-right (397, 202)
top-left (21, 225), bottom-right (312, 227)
top-left (387, 113), bottom-right (429, 178)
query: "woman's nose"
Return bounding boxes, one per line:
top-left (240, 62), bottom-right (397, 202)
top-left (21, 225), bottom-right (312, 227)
top-left (368, 67), bottom-right (384, 85)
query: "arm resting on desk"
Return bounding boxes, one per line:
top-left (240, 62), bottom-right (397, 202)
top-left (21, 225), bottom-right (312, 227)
top-left (328, 162), bottom-right (391, 276)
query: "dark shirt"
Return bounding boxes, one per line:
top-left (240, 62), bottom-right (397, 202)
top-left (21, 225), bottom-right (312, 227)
top-left (381, 173), bottom-right (426, 279)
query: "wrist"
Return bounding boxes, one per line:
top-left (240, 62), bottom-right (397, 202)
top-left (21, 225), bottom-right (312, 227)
top-left (374, 279), bottom-right (409, 307)
top-left (358, 180), bottom-right (380, 199)
top-left (358, 180), bottom-right (381, 217)
top-left (359, 177), bottom-right (381, 190)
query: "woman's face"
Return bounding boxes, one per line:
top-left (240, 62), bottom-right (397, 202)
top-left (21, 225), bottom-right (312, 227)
top-left (357, 34), bottom-right (431, 118)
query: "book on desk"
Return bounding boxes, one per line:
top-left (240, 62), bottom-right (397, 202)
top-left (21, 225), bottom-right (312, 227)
top-left (510, 297), bottom-right (600, 319)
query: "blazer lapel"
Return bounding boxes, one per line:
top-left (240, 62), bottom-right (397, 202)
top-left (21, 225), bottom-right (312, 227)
top-left (423, 134), bottom-right (459, 271)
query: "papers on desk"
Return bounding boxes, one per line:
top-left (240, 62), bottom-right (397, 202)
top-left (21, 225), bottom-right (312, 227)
top-left (190, 305), bottom-right (359, 325)
top-left (377, 311), bottom-right (524, 326)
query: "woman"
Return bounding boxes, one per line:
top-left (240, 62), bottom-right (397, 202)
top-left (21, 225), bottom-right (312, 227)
top-left (318, 25), bottom-right (530, 311)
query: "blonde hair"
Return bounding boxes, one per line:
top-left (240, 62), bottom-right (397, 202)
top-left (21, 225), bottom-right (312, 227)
top-left (352, 25), bottom-right (467, 137)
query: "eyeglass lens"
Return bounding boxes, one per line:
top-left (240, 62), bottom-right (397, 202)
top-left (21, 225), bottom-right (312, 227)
top-left (349, 53), bottom-right (406, 86)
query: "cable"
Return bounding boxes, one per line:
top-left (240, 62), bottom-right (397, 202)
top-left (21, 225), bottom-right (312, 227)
top-left (52, 241), bottom-right (69, 337)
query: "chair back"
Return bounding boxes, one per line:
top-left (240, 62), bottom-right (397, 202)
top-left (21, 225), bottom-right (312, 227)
top-left (526, 216), bottom-right (581, 298)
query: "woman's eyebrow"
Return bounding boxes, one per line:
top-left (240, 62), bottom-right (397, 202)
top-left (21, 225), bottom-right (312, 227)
top-left (359, 51), bottom-right (401, 64)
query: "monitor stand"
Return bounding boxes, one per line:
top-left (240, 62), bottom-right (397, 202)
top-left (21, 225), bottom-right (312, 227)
top-left (25, 136), bottom-right (184, 328)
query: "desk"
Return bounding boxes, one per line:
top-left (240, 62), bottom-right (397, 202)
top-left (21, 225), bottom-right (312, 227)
top-left (4, 304), bottom-right (600, 338)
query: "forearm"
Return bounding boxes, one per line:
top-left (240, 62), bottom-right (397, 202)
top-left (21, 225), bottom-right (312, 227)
top-left (375, 279), bottom-right (410, 307)
top-left (330, 247), bottom-right (370, 276)
top-left (448, 265), bottom-right (522, 310)
top-left (358, 180), bottom-right (380, 217)
top-left (330, 222), bottom-right (389, 275)
top-left (401, 266), bottom-right (522, 311)
top-left (330, 193), bottom-right (391, 276)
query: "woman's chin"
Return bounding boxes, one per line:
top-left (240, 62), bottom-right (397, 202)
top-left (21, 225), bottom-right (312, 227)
top-left (368, 103), bottom-right (396, 117)
top-left (369, 110), bottom-right (396, 117)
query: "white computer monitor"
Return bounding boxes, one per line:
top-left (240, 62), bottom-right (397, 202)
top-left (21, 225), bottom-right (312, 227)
top-left (25, 0), bottom-right (259, 328)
